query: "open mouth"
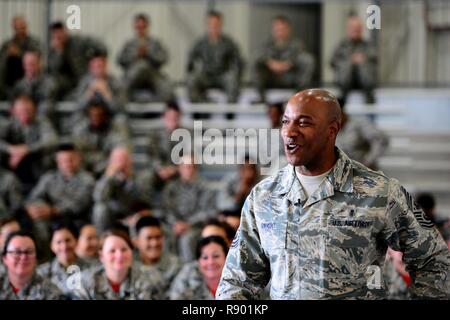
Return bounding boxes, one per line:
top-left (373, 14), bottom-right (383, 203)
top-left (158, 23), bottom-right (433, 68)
top-left (285, 144), bottom-right (300, 153)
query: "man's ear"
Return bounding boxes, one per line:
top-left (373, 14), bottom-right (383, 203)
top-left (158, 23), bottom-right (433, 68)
top-left (329, 120), bottom-right (341, 138)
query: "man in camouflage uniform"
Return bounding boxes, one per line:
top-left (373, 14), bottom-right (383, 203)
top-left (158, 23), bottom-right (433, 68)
top-left (93, 147), bottom-right (150, 232)
top-left (0, 168), bottom-right (23, 218)
top-left (13, 50), bottom-right (57, 123)
top-left (336, 110), bottom-right (388, 170)
top-left (146, 102), bottom-right (187, 192)
top-left (330, 15), bottom-right (377, 105)
top-left (75, 52), bottom-right (126, 117)
top-left (72, 99), bottom-right (131, 177)
top-left (25, 143), bottom-right (95, 226)
top-left (48, 21), bottom-right (107, 99)
top-left (162, 155), bottom-right (217, 262)
top-left (217, 89), bottom-right (450, 300)
top-left (134, 216), bottom-right (182, 297)
top-left (0, 16), bottom-right (41, 99)
top-left (254, 16), bottom-right (315, 103)
top-left (186, 10), bottom-right (243, 103)
top-left (0, 95), bottom-right (58, 193)
top-left (118, 13), bottom-right (173, 102)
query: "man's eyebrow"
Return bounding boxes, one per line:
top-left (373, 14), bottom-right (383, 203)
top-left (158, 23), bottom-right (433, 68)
top-left (282, 114), bottom-right (313, 119)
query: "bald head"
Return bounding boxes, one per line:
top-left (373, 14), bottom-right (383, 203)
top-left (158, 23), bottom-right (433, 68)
top-left (288, 89), bottom-right (342, 125)
top-left (12, 16), bottom-right (28, 39)
top-left (282, 89), bottom-right (342, 174)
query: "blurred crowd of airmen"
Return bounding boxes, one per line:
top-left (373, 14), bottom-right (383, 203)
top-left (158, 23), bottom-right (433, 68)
top-left (0, 10), bottom-right (448, 300)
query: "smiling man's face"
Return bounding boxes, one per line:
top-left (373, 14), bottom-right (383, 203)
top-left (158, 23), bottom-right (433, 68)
top-left (281, 90), bottom-right (341, 173)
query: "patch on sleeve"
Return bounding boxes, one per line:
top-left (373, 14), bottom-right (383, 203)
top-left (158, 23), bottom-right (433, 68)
top-left (401, 186), bottom-right (435, 229)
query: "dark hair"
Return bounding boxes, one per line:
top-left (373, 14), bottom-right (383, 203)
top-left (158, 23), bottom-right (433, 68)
top-left (416, 193), bottom-right (436, 211)
top-left (165, 101), bottom-right (181, 113)
top-left (219, 210), bottom-right (241, 218)
top-left (2, 230), bottom-right (37, 256)
top-left (89, 51), bottom-right (108, 60)
top-left (273, 15), bottom-right (290, 25)
top-left (196, 235), bottom-right (228, 260)
top-left (267, 101), bottom-right (284, 114)
top-left (202, 218), bottom-right (235, 242)
top-left (135, 216), bottom-right (162, 235)
top-left (99, 229), bottom-right (133, 251)
top-left (135, 13), bottom-right (149, 24)
top-left (50, 21), bottom-right (65, 31)
top-left (56, 142), bottom-right (76, 153)
top-left (207, 10), bottom-right (222, 20)
top-left (50, 220), bottom-right (79, 241)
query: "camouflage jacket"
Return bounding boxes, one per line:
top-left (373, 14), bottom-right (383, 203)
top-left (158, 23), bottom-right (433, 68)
top-left (217, 148), bottom-right (450, 300)
top-left (187, 35), bottom-right (243, 76)
top-left (0, 271), bottom-right (65, 300)
top-left (71, 264), bottom-right (165, 300)
top-left (118, 36), bottom-right (169, 70)
top-left (169, 261), bottom-right (214, 300)
top-left (0, 168), bottom-right (23, 217)
top-left (0, 115), bottom-right (57, 154)
top-left (37, 257), bottom-right (90, 295)
top-left (26, 170), bottom-right (95, 220)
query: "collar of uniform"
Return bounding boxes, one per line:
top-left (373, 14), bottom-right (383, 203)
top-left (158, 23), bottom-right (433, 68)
top-left (273, 147), bottom-right (354, 196)
top-left (330, 147), bottom-right (354, 193)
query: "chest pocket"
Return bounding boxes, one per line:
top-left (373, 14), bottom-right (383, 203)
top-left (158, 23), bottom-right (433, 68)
top-left (326, 208), bottom-right (374, 248)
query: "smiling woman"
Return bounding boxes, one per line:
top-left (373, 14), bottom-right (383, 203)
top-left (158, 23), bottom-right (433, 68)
top-left (169, 235), bottom-right (229, 300)
top-left (0, 230), bottom-right (64, 299)
top-left (70, 228), bottom-right (165, 300)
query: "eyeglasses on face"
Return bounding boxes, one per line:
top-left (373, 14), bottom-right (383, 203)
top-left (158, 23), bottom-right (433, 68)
top-left (5, 249), bottom-right (36, 258)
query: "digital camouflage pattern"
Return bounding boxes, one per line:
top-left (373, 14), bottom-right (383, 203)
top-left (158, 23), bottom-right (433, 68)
top-left (169, 261), bottom-right (214, 300)
top-left (0, 271), bottom-right (65, 300)
top-left (217, 148), bottom-right (450, 300)
top-left (71, 264), bottom-right (165, 300)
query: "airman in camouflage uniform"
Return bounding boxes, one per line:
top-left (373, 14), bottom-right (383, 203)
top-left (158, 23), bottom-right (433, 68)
top-left (0, 168), bottom-right (23, 218)
top-left (75, 53), bottom-right (126, 117)
top-left (336, 113), bottom-right (388, 169)
top-left (72, 101), bottom-right (131, 176)
top-left (0, 271), bottom-right (64, 300)
top-left (0, 16), bottom-right (41, 99)
top-left (169, 261), bottom-right (214, 300)
top-left (92, 147), bottom-right (150, 232)
top-left (186, 11), bottom-right (243, 103)
top-left (162, 156), bottom-right (217, 262)
top-left (330, 16), bottom-right (377, 105)
top-left (217, 89), bottom-right (450, 300)
top-left (13, 50), bottom-right (57, 122)
top-left (37, 256), bottom-right (90, 296)
top-left (118, 14), bottom-right (173, 102)
top-left (138, 253), bottom-right (182, 297)
top-left (0, 95), bottom-right (58, 192)
top-left (71, 264), bottom-right (165, 300)
top-left (255, 16), bottom-right (315, 103)
top-left (48, 21), bottom-right (107, 99)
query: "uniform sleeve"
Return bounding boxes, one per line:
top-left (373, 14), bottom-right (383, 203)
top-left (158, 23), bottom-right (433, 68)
top-left (28, 118), bottom-right (58, 153)
top-left (147, 39), bottom-right (168, 69)
top-left (26, 173), bottom-right (52, 205)
top-left (382, 179), bottom-right (450, 299)
top-left (57, 175), bottom-right (95, 219)
top-left (216, 189), bottom-right (271, 300)
top-left (117, 40), bottom-right (136, 69)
